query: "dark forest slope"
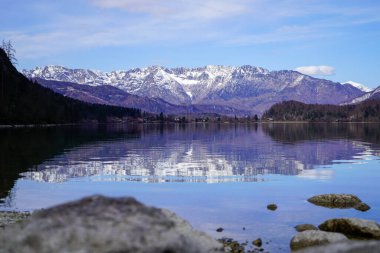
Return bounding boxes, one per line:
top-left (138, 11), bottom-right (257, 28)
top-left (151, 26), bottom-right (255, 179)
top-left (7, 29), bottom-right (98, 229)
top-left (0, 49), bottom-right (140, 125)
top-left (263, 100), bottom-right (380, 121)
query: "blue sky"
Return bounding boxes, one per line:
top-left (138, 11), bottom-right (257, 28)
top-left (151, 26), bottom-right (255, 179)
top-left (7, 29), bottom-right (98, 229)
top-left (1, 0), bottom-right (380, 88)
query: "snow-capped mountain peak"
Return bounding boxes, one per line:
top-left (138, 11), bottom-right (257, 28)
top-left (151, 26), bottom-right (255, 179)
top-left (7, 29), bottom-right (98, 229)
top-left (343, 81), bottom-right (372, 92)
top-left (23, 65), bottom-right (365, 115)
top-left (23, 65), bottom-right (272, 104)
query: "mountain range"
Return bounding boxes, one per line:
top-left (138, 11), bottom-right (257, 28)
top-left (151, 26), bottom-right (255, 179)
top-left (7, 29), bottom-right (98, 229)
top-left (23, 65), bottom-right (376, 116)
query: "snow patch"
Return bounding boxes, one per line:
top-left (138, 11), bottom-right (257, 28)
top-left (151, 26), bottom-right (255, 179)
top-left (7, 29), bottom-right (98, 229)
top-left (350, 93), bottom-right (372, 104)
top-left (186, 91), bottom-right (193, 98)
top-left (292, 75), bottom-right (304, 87)
top-left (170, 74), bottom-right (199, 86)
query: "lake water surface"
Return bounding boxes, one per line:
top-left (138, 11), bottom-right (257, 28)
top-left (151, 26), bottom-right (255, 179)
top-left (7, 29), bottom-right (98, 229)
top-left (1, 123), bottom-right (380, 252)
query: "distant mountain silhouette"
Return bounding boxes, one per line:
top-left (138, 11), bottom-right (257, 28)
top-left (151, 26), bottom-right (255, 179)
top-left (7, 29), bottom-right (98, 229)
top-left (0, 48), bottom-right (140, 125)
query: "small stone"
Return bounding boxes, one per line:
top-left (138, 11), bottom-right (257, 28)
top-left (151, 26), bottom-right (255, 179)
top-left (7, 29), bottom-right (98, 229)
top-left (290, 230), bottom-right (348, 251)
top-left (218, 238), bottom-right (245, 252)
top-left (252, 238), bottom-right (262, 247)
top-left (295, 224), bottom-right (319, 232)
top-left (216, 227), bottom-right (224, 232)
top-left (354, 202), bottom-right (371, 212)
top-left (267, 204), bottom-right (277, 211)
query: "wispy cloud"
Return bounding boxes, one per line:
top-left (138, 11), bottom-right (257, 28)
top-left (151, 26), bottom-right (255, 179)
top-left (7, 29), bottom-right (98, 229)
top-left (3, 0), bottom-right (250, 58)
top-left (226, 25), bottom-right (334, 45)
top-left (90, 0), bottom-right (250, 20)
top-left (295, 66), bottom-right (335, 76)
top-left (1, 0), bottom-right (380, 61)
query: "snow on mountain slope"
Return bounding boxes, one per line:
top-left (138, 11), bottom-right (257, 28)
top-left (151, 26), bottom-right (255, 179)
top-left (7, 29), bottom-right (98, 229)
top-left (24, 65), bottom-right (264, 104)
top-left (345, 85), bottom-right (380, 104)
top-left (23, 65), bottom-right (365, 115)
top-left (32, 77), bottom-right (251, 116)
top-left (342, 81), bottom-right (372, 92)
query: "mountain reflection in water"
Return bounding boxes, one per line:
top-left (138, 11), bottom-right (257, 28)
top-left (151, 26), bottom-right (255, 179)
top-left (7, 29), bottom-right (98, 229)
top-left (2, 123), bottom-right (377, 187)
top-left (2, 123), bottom-right (380, 253)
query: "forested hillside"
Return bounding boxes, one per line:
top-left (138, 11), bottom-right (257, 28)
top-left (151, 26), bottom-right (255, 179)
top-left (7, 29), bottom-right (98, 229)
top-left (263, 100), bottom-right (380, 122)
top-left (0, 48), bottom-right (140, 125)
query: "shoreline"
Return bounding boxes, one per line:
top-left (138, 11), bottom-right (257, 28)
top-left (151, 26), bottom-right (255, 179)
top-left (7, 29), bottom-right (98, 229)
top-left (1, 193), bottom-right (379, 253)
top-left (0, 123), bottom-right (80, 129)
top-left (1, 121), bottom-right (380, 129)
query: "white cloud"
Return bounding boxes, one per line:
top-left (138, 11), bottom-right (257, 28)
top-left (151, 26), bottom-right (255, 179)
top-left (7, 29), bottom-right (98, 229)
top-left (3, 0), bottom-right (250, 59)
top-left (295, 65), bottom-right (335, 76)
top-left (90, 0), bottom-right (250, 20)
top-left (226, 25), bottom-right (333, 45)
top-left (2, 0), bottom-right (380, 60)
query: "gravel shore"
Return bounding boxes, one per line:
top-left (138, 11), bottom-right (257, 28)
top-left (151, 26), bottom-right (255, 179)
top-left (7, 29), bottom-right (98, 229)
top-left (0, 211), bottom-right (30, 229)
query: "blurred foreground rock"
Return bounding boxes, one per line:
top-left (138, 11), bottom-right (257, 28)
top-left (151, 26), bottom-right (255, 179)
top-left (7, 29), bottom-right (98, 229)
top-left (295, 240), bottom-right (380, 253)
top-left (0, 195), bottom-right (224, 253)
top-left (290, 230), bottom-right (348, 251)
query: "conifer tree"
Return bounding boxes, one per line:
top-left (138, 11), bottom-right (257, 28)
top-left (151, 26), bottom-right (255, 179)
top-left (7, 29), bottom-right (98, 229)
top-left (1, 40), bottom-right (17, 65)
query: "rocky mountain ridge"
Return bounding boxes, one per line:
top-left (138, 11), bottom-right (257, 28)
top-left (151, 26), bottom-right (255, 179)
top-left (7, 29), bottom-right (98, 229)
top-left (342, 81), bottom-right (372, 92)
top-left (24, 65), bottom-right (366, 115)
top-left (344, 85), bottom-right (380, 104)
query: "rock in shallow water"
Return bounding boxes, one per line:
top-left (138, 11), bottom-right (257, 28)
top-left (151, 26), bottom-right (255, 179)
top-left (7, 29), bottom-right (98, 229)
top-left (218, 238), bottom-right (245, 253)
top-left (295, 240), bottom-right (380, 253)
top-left (267, 204), bottom-right (277, 211)
top-left (290, 230), bottom-right (348, 251)
top-left (354, 202), bottom-right (371, 212)
top-left (252, 238), bottom-right (262, 247)
top-left (319, 218), bottom-right (380, 239)
top-left (0, 195), bottom-right (224, 253)
top-left (307, 194), bottom-right (369, 210)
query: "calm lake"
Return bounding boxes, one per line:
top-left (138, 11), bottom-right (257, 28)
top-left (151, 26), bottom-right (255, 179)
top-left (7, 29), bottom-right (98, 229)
top-left (1, 123), bottom-right (380, 252)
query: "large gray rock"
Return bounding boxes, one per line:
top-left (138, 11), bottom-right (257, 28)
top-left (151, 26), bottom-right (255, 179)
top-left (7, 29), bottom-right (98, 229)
top-left (295, 240), bottom-right (380, 253)
top-left (319, 218), bottom-right (380, 239)
top-left (307, 194), bottom-right (369, 211)
top-left (0, 195), bottom-right (224, 253)
top-left (290, 230), bottom-right (348, 251)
